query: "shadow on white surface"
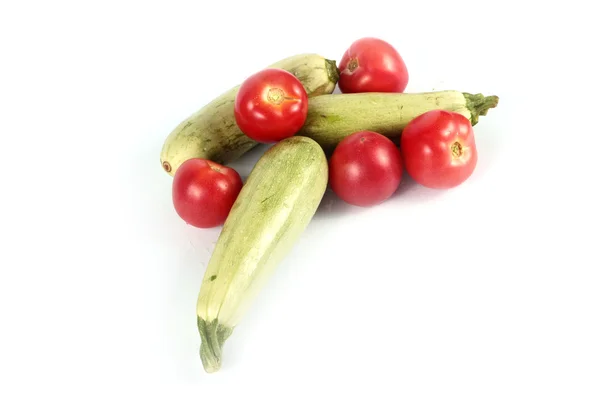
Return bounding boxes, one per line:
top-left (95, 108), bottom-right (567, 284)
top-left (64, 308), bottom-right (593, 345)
top-left (314, 171), bottom-right (449, 220)
top-left (314, 188), bottom-right (360, 218)
top-left (390, 172), bottom-right (448, 205)
top-left (226, 143), bottom-right (274, 182)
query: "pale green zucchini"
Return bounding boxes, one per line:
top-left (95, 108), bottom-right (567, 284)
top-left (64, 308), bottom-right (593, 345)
top-left (160, 53), bottom-right (339, 176)
top-left (299, 91), bottom-right (499, 153)
top-left (196, 136), bottom-right (328, 373)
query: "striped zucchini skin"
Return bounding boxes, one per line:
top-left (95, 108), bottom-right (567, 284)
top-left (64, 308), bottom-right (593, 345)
top-left (196, 136), bottom-right (328, 373)
top-left (299, 91), bottom-right (499, 153)
top-left (160, 54), bottom-right (339, 176)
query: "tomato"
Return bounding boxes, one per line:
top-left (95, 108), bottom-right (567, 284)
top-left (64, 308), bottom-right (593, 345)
top-left (172, 159), bottom-right (243, 228)
top-left (338, 37), bottom-right (409, 94)
top-left (234, 68), bottom-right (308, 143)
top-left (400, 110), bottom-right (478, 189)
top-left (329, 131), bottom-right (403, 207)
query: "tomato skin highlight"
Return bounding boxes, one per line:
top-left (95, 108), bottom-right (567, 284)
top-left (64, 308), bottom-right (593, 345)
top-left (400, 110), bottom-right (478, 189)
top-left (338, 37), bottom-right (409, 94)
top-left (172, 159), bottom-right (243, 228)
top-left (234, 68), bottom-right (308, 143)
top-left (329, 131), bottom-right (403, 207)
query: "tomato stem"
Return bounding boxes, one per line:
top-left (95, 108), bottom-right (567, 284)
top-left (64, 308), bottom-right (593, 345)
top-left (463, 92), bottom-right (500, 125)
top-left (347, 58), bottom-right (359, 73)
top-left (451, 141), bottom-right (463, 158)
top-left (267, 88), bottom-right (285, 105)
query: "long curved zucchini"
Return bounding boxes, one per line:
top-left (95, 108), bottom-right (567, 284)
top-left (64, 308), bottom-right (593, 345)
top-left (299, 91), bottom-right (499, 153)
top-left (160, 54), bottom-right (339, 176)
top-left (196, 136), bottom-right (328, 373)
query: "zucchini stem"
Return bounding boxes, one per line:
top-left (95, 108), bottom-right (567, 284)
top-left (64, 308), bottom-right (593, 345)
top-left (325, 58), bottom-right (340, 84)
top-left (198, 318), bottom-right (233, 373)
top-left (463, 92), bottom-right (500, 125)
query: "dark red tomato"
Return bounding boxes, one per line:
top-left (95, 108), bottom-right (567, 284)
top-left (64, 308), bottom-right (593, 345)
top-left (234, 68), bottom-right (308, 143)
top-left (172, 159), bottom-right (243, 228)
top-left (329, 131), bottom-right (403, 207)
top-left (338, 37), bottom-right (409, 94)
top-left (400, 110), bottom-right (478, 189)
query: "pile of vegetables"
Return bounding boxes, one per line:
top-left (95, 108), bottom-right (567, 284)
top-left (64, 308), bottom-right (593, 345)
top-left (160, 37), bottom-right (499, 373)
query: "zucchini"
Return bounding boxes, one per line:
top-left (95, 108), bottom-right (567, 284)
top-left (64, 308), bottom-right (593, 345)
top-left (196, 136), bottom-right (328, 373)
top-left (299, 90), bottom-right (499, 153)
top-left (160, 54), bottom-right (339, 176)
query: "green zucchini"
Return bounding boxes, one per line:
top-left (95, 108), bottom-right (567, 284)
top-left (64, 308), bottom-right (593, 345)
top-left (160, 53), bottom-right (339, 176)
top-left (299, 90), bottom-right (499, 153)
top-left (195, 136), bottom-right (328, 373)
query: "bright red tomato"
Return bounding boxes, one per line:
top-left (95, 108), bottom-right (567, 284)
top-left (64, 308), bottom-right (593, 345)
top-left (400, 110), bottom-right (478, 189)
top-left (172, 159), bottom-right (243, 228)
top-left (234, 68), bottom-right (308, 143)
top-left (329, 131), bottom-right (403, 207)
top-left (338, 37), bottom-right (409, 94)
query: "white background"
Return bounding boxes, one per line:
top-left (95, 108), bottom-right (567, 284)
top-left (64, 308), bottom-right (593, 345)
top-left (1, 0), bottom-right (599, 398)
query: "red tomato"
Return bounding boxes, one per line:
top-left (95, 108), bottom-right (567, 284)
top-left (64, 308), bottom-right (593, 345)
top-left (234, 68), bottom-right (308, 143)
top-left (329, 131), bottom-right (403, 207)
top-left (172, 159), bottom-right (243, 228)
top-left (400, 110), bottom-right (478, 189)
top-left (338, 37), bottom-right (409, 94)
